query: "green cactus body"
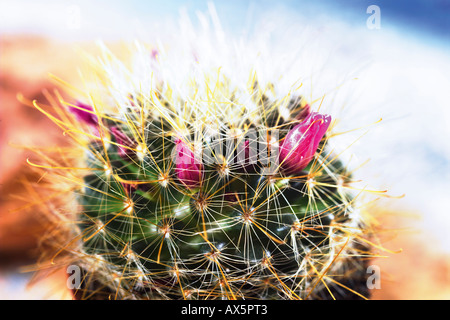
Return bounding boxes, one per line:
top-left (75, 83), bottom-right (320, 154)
top-left (23, 36), bottom-right (375, 300)
top-left (62, 53), bottom-right (370, 300)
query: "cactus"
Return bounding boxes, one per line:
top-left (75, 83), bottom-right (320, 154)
top-left (26, 41), bottom-right (376, 300)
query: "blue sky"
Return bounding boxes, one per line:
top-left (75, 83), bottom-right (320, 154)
top-left (124, 0), bottom-right (450, 41)
top-left (1, 0), bottom-right (449, 46)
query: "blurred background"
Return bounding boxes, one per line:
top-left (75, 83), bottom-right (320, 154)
top-left (1, 0), bottom-right (449, 299)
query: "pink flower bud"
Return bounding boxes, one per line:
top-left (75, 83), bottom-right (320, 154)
top-left (236, 139), bottom-right (258, 173)
top-left (110, 127), bottom-right (136, 158)
top-left (69, 102), bottom-right (98, 126)
top-left (151, 49), bottom-right (159, 59)
top-left (121, 182), bottom-right (137, 196)
top-left (279, 112), bottom-right (331, 174)
top-left (175, 138), bottom-right (203, 188)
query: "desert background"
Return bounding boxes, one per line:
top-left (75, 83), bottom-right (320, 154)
top-left (1, 0), bottom-right (450, 299)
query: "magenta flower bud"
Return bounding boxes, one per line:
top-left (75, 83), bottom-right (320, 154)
top-left (110, 127), bottom-right (136, 158)
top-left (69, 102), bottom-right (98, 126)
top-left (121, 182), bottom-right (137, 196)
top-left (151, 49), bottom-right (159, 59)
top-left (236, 139), bottom-right (258, 173)
top-left (236, 139), bottom-right (250, 165)
top-left (223, 192), bottom-right (239, 203)
top-left (279, 112), bottom-right (331, 174)
top-left (175, 138), bottom-right (203, 188)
